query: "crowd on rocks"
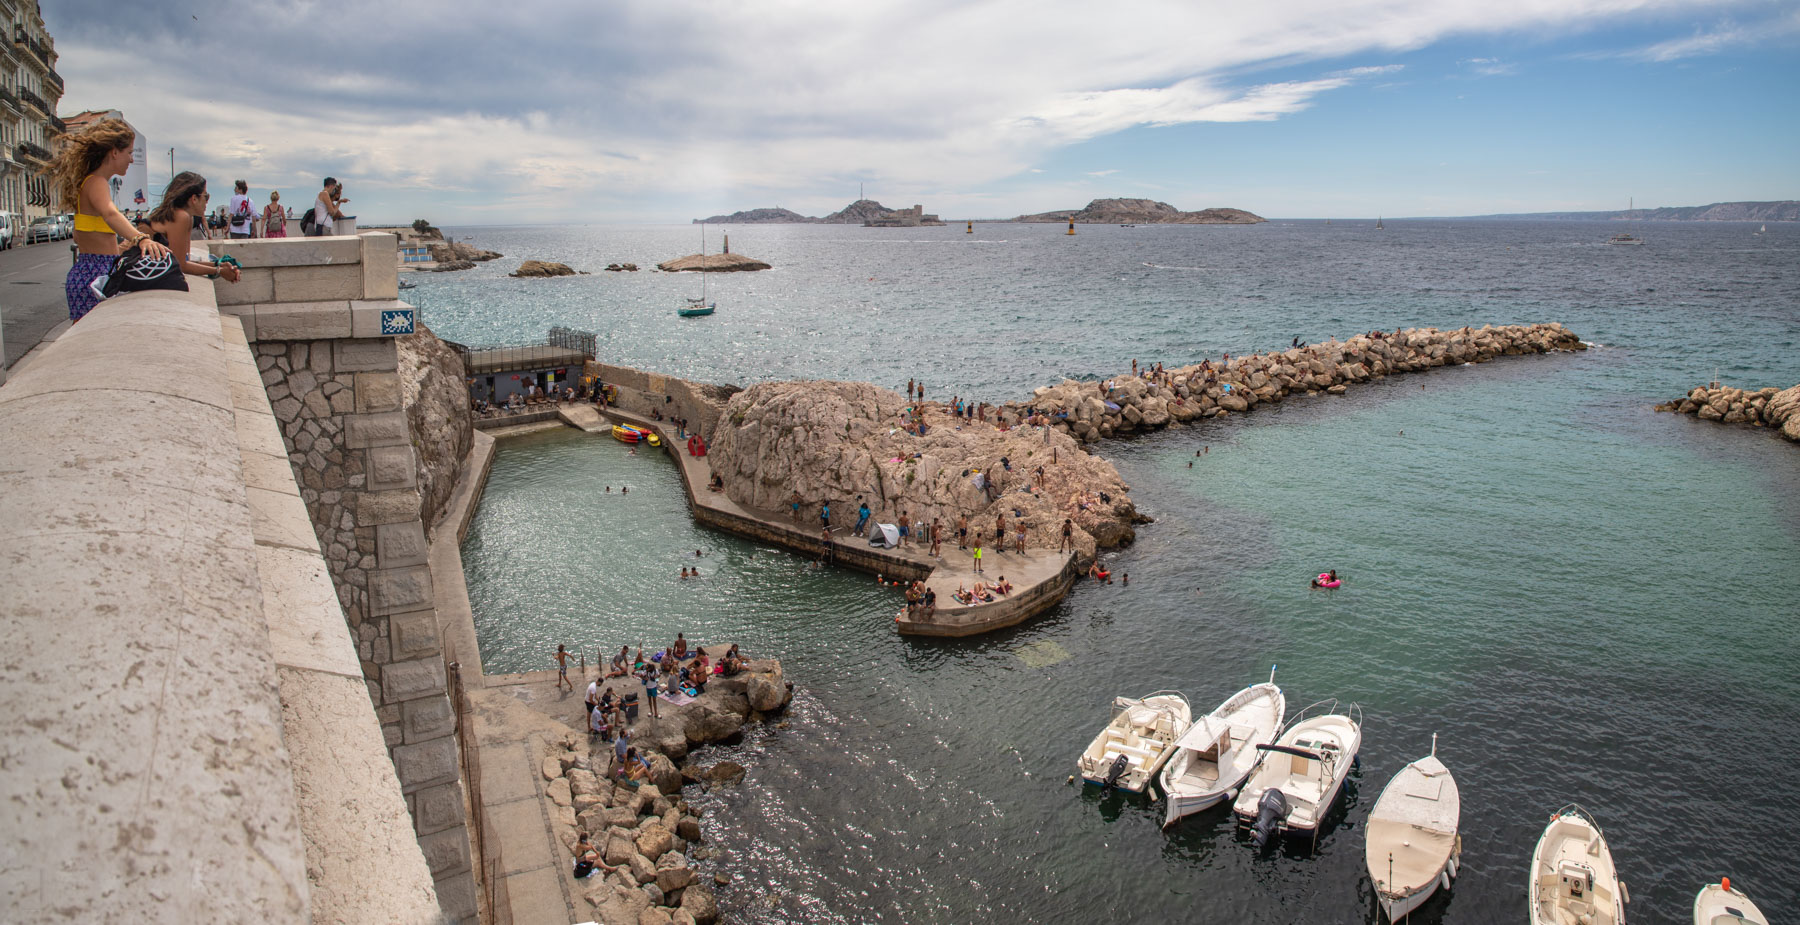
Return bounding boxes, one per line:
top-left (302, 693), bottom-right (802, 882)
top-left (1656, 382), bottom-right (1800, 442)
top-left (543, 645), bottom-right (792, 924)
top-left (1009, 324), bottom-right (1588, 444)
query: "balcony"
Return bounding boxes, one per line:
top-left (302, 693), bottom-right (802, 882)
top-left (20, 88), bottom-right (48, 115)
top-left (16, 141), bottom-right (51, 163)
top-left (0, 86), bottom-right (17, 111)
top-left (48, 114), bottom-right (65, 135)
top-left (13, 25), bottom-right (52, 70)
top-left (45, 69), bottom-right (63, 95)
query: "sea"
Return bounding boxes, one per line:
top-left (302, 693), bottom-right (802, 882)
top-left (437, 219), bottom-right (1799, 925)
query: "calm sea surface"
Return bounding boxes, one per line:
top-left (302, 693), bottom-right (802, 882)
top-left (446, 220), bottom-right (1799, 924)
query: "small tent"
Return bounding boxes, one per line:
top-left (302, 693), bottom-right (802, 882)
top-left (868, 523), bottom-right (900, 548)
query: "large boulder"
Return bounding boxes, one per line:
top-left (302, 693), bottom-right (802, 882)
top-left (680, 885), bottom-right (721, 925)
top-left (746, 662), bottom-right (790, 712)
top-left (706, 380), bottom-right (1139, 558)
top-left (510, 259), bottom-right (579, 277)
top-left (635, 824), bottom-right (675, 859)
top-left (657, 253), bottom-right (772, 272)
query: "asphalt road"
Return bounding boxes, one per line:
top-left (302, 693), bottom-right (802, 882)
top-left (1, 237), bottom-right (78, 369)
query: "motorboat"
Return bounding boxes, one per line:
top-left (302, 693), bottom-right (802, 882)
top-left (1694, 877), bottom-right (1768, 924)
top-left (1076, 690), bottom-right (1191, 794)
top-left (1232, 699), bottom-right (1362, 847)
top-left (1528, 804), bottom-right (1628, 925)
top-left (1365, 735), bottom-right (1461, 921)
top-left (1160, 668), bottom-right (1285, 829)
top-left (1606, 233), bottom-right (1645, 246)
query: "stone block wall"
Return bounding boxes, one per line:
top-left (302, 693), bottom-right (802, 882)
top-left (587, 359), bottom-right (737, 441)
top-left (222, 234), bottom-right (475, 923)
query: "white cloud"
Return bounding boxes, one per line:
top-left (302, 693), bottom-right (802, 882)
top-left (46, 0), bottom-right (1749, 221)
top-left (1087, 169), bottom-right (1121, 177)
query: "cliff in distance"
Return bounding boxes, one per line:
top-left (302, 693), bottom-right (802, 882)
top-left (1468, 201), bottom-right (1799, 222)
top-left (693, 200), bottom-right (919, 224)
top-left (1012, 198), bottom-right (1265, 224)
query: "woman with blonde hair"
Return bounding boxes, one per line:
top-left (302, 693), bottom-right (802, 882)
top-left (262, 190), bottom-right (286, 238)
top-left (45, 118), bottom-right (171, 321)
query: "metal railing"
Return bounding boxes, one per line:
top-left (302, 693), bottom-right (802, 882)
top-left (448, 654), bottom-right (510, 925)
top-left (547, 326), bottom-right (597, 356)
top-left (16, 141), bottom-right (50, 163)
top-left (19, 88), bottom-right (48, 115)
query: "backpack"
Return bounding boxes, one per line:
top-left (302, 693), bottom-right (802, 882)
top-left (232, 199), bottom-right (255, 226)
top-left (299, 207), bottom-right (316, 233)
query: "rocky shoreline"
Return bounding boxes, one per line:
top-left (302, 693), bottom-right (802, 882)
top-left (1010, 323), bottom-right (1587, 444)
top-left (1656, 382), bottom-right (1800, 442)
top-left (539, 656), bottom-right (794, 924)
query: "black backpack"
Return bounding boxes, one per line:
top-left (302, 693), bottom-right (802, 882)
top-left (299, 207), bottom-right (316, 233)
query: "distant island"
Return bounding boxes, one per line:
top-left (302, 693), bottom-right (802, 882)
top-left (694, 199), bottom-right (944, 226)
top-left (1465, 200), bottom-right (1798, 222)
top-left (1010, 198), bottom-right (1265, 224)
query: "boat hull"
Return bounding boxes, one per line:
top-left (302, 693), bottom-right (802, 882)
top-left (1076, 692), bottom-right (1191, 795)
top-left (1160, 682), bottom-right (1285, 829)
top-left (1693, 882), bottom-right (1767, 925)
top-left (1528, 805), bottom-right (1626, 925)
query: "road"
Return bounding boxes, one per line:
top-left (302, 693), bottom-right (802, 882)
top-left (1, 238), bottom-right (78, 370)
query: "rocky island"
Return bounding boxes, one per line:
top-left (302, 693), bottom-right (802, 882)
top-left (1013, 198), bottom-right (1265, 224)
top-left (657, 253), bottom-right (772, 272)
top-left (692, 199), bottom-right (944, 226)
top-left (510, 260), bottom-right (582, 277)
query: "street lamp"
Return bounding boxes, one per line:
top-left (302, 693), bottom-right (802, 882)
top-left (168, 148), bottom-right (175, 184)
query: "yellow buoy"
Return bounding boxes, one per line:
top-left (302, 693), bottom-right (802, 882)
top-left (966, 220), bottom-right (973, 234)
top-left (1066, 218), bottom-right (1076, 235)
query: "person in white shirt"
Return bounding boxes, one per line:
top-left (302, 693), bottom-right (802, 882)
top-left (307, 176), bottom-right (343, 236)
top-left (227, 179), bottom-right (255, 239)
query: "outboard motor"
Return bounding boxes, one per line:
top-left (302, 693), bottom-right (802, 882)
top-left (1100, 754), bottom-right (1131, 794)
top-left (1250, 789), bottom-right (1290, 849)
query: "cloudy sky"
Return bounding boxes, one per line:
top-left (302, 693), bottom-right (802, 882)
top-left (46, 0), bottom-right (1800, 224)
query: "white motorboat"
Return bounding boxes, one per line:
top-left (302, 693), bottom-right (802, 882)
top-left (1076, 690), bottom-right (1191, 794)
top-left (1366, 735), bottom-right (1461, 921)
top-left (1528, 804), bottom-right (1628, 925)
top-left (1160, 668), bottom-right (1285, 829)
top-left (1693, 877), bottom-right (1768, 925)
top-left (1232, 699), bottom-right (1362, 847)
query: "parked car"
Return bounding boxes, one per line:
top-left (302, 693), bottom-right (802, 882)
top-left (0, 218), bottom-right (13, 250)
top-left (25, 216), bottom-right (58, 244)
top-left (56, 213), bottom-right (74, 239)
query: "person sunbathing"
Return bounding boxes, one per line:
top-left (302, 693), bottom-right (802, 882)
top-left (672, 633), bottom-right (689, 660)
top-left (995, 576), bottom-right (1014, 594)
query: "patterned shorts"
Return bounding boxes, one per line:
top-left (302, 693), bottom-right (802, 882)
top-left (65, 253), bottom-right (118, 322)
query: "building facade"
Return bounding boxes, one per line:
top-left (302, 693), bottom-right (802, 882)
top-left (1, 0), bottom-right (63, 233)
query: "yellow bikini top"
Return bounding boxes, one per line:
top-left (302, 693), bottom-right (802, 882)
top-left (73, 209), bottom-right (111, 234)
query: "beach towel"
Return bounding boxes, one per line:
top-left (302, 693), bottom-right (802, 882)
top-left (661, 690), bottom-right (697, 707)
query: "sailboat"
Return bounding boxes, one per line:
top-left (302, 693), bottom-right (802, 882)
top-left (1607, 198), bottom-right (1644, 246)
top-left (1376, 216), bottom-right (1384, 230)
top-left (679, 223), bottom-right (716, 317)
top-left (1755, 224), bottom-right (1766, 235)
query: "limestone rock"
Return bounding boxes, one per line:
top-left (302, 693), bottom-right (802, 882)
top-left (657, 252), bottom-right (772, 272)
top-left (636, 824), bottom-right (675, 859)
top-left (629, 852), bottom-right (658, 885)
top-left (680, 885), bottom-right (721, 925)
top-left (639, 906), bottom-right (675, 925)
top-left (569, 768), bottom-right (603, 797)
top-left (642, 883), bottom-right (665, 907)
top-left (648, 752), bottom-right (683, 795)
top-left (542, 756), bottom-right (563, 781)
top-left (604, 835), bottom-right (638, 866)
top-left (547, 777), bottom-right (572, 807)
top-left (427, 240), bottom-right (501, 264)
top-left (673, 910), bottom-right (700, 925)
top-left (510, 259), bottom-right (580, 278)
top-left (677, 816), bottom-right (703, 842)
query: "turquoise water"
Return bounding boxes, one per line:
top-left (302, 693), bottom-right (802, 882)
top-left (454, 221), bottom-right (1799, 923)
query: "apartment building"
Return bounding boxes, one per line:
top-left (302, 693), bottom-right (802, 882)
top-left (1, 0), bottom-right (63, 233)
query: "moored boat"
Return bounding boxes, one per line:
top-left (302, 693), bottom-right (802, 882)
top-left (612, 423), bottom-right (650, 444)
top-left (1528, 804), bottom-right (1628, 925)
top-left (1076, 691), bottom-right (1191, 794)
top-left (1694, 877), bottom-right (1767, 925)
top-left (1365, 735), bottom-right (1461, 921)
top-left (1160, 668), bottom-right (1284, 829)
top-left (1231, 699), bottom-right (1362, 847)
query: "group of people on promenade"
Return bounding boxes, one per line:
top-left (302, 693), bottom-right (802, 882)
top-left (470, 377), bottom-right (617, 416)
top-left (46, 117), bottom-right (357, 322)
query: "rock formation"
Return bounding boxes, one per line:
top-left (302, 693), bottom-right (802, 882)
top-left (1014, 198), bottom-right (1265, 224)
top-left (510, 260), bottom-right (581, 277)
top-left (395, 323), bottom-right (473, 532)
top-left (693, 207), bottom-right (812, 224)
top-left (656, 253), bottom-right (772, 272)
top-left (1656, 382), bottom-right (1800, 443)
top-left (540, 660), bottom-right (788, 924)
top-left (426, 240), bottom-right (501, 264)
top-left (706, 380), bottom-right (1142, 562)
top-left (604, 263), bottom-right (639, 272)
top-left (1012, 324), bottom-right (1587, 445)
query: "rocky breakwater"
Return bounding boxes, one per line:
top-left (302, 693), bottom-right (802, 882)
top-left (543, 659), bottom-right (793, 924)
top-left (1656, 382), bottom-right (1800, 443)
top-left (1011, 323), bottom-right (1587, 444)
top-left (706, 380), bottom-right (1143, 561)
top-left (425, 239), bottom-right (502, 272)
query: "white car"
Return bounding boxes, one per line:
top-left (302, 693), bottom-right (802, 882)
top-left (0, 216), bottom-right (14, 250)
top-left (55, 213), bottom-right (74, 240)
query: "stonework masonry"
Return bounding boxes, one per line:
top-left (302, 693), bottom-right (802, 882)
top-left (215, 233), bottom-right (476, 923)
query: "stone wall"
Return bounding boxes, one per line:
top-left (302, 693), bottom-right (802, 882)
top-left (215, 233), bottom-right (476, 923)
top-left (587, 359), bottom-right (738, 440)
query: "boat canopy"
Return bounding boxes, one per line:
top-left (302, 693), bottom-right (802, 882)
top-left (1172, 714), bottom-right (1233, 751)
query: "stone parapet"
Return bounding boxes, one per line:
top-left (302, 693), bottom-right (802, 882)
top-left (0, 283), bottom-right (440, 922)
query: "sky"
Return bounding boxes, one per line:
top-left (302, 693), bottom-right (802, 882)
top-left (45, 0), bottom-right (1800, 224)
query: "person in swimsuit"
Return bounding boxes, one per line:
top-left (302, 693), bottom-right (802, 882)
top-left (554, 644), bottom-right (573, 691)
top-left (608, 645), bottom-right (630, 679)
top-left (47, 119), bottom-right (174, 322)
